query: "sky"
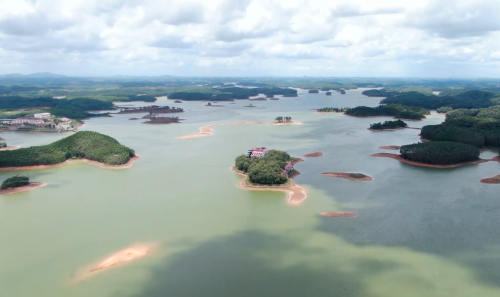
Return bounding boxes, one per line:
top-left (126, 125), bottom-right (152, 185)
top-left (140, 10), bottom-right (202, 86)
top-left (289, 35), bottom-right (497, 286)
top-left (0, 0), bottom-right (499, 77)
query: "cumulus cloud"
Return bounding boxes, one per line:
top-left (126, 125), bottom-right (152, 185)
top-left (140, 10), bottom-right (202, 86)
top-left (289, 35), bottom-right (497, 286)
top-left (0, 0), bottom-right (498, 77)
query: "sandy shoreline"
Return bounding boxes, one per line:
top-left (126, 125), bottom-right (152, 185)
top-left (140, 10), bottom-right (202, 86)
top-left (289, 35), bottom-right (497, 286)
top-left (0, 155), bottom-right (140, 171)
top-left (0, 182), bottom-right (47, 195)
top-left (379, 145), bottom-right (401, 150)
top-left (319, 212), bottom-right (358, 218)
top-left (371, 153), bottom-right (487, 168)
top-left (176, 124), bottom-right (221, 139)
top-left (231, 167), bottom-right (307, 205)
top-left (304, 152), bottom-right (323, 157)
top-left (71, 243), bottom-right (156, 282)
top-left (480, 175), bottom-right (500, 184)
top-left (321, 172), bottom-right (372, 181)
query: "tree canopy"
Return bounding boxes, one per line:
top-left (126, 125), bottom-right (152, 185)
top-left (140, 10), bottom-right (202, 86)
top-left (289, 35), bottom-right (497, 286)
top-left (370, 120), bottom-right (408, 130)
top-left (1, 175), bottom-right (29, 189)
top-left (345, 104), bottom-right (429, 120)
top-left (400, 141), bottom-right (480, 165)
top-left (235, 149), bottom-right (293, 185)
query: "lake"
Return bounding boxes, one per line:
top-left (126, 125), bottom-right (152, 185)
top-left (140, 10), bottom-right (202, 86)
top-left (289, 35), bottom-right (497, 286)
top-left (1, 88), bottom-right (499, 297)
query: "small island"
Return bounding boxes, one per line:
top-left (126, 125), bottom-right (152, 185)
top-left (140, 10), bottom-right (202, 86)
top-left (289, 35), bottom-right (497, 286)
top-left (0, 175), bottom-right (47, 195)
top-left (316, 107), bottom-right (347, 113)
top-left (326, 92), bottom-right (332, 96)
top-left (308, 90), bottom-right (319, 93)
top-left (233, 148), bottom-right (307, 204)
top-left (142, 115), bottom-right (182, 124)
top-left (0, 131), bottom-right (137, 170)
top-left (116, 105), bottom-right (183, 114)
top-left (345, 104), bottom-right (429, 120)
top-left (372, 141), bottom-right (484, 168)
top-left (369, 120), bottom-right (408, 131)
top-left (319, 212), bottom-right (358, 218)
top-left (321, 172), bottom-right (372, 181)
top-left (249, 97), bottom-right (267, 101)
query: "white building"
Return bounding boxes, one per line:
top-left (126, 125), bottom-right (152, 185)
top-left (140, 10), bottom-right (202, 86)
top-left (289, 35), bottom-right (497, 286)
top-left (34, 113), bottom-right (51, 119)
top-left (12, 118), bottom-right (44, 125)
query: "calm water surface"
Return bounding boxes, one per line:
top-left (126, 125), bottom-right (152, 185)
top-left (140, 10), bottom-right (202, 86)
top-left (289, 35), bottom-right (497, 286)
top-left (1, 88), bottom-right (500, 297)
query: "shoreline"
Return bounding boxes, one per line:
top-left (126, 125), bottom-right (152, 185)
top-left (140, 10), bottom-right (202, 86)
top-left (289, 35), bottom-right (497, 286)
top-left (480, 175), bottom-right (500, 184)
top-left (231, 167), bottom-right (307, 205)
top-left (371, 153), bottom-right (488, 168)
top-left (321, 172), bottom-right (372, 181)
top-left (379, 145), bottom-right (401, 150)
top-left (304, 152), bottom-right (323, 157)
top-left (176, 124), bottom-right (221, 139)
top-left (0, 155), bottom-right (140, 171)
top-left (0, 182), bottom-right (47, 195)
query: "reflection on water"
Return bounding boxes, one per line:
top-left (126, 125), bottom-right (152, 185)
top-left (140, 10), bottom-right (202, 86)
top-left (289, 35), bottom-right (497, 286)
top-left (0, 89), bottom-right (499, 297)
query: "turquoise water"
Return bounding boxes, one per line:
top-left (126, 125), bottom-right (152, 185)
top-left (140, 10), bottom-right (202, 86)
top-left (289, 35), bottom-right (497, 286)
top-left (1, 88), bottom-right (500, 297)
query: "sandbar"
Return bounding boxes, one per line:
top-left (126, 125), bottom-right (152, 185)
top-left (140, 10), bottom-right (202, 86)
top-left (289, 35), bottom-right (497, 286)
top-left (321, 172), bottom-right (372, 181)
top-left (71, 243), bottom-right (156, 282)
top-left (0, 182), bottom-right (47, 195)
top-left (230, 121), bottom-right (302, 126)
top-left (176, 124), bottom-right (221, 139)
top-left (0, 155), bottom-right (140, 171)
top-left (0, 146), bottom-right (20, 151)
top-left (371, 153), bottom-right (487, 168)
top-left (232, 167), bottom-right (307, 205)
top-left (491, 156), bottom-right (500, 162)
top-left (304, 152), bottom-right (323, 157)
top-left (480, 175), bottom-right (500, 184)
top-left (379, 145), bottom-right (401, 150)
top-left (319, 212), bottom-right (358, 218)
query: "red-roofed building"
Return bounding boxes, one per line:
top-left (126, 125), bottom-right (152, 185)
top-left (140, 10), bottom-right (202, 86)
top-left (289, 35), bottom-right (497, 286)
top-left (247, 147), bottom-right (269, 158)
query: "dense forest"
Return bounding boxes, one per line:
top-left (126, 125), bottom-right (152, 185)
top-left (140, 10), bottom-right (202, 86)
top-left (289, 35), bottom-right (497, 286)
top-left (167, 86), bottom-right (298, 101)
top-left (234, 150), bottom-right (293, 185)
top-left (0, 131), bottom-right (135, 167)
top-left (1, 175), bottom-right (30, 189)
top-left (379, 90), bottom-right (499, 109)
top-left (400, 141), bottom-right (480, 165)
top-left (362, 89), bottom-right (397, 97)
top-left (370, 120), bottom-right (408, 130)
top-left (345, 104), bottom-right (429, 120)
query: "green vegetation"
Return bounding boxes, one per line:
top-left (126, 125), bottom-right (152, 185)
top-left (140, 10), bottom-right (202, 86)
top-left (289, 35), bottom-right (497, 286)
top-left (345, 104), bottom-right (429, 120)
top-left (370, 120), bottom-right (408, 130)
top-left (0, 131), bottom-right (135, 167)
top-left (317, 107), bottom-right (347, 112)
top-left (234, 150), bottom-right (293, 185)
top-left (348, 173), bottom-right (367, 178)
top-left (1, 175), bottom-right (29, 189)
top-left (437, 107), bottom-right (453, 113)
top-left (275, 116), bottom-right (292, 122)
top-left (0, 142), bottom-right (6, 148)
top-left (308, 90), bottom-right (319, 93)
top-left (420, 125), bottom-right (486, 147)
top-left (167, 86), bottom-right (297, 101)
top-left (400, 141), bottom-right (480, 165)
top-left (380, 90), bottom-right (499, 109)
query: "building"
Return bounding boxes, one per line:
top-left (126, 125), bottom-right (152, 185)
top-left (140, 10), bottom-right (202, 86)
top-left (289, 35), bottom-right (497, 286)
top-left (283, 162), bottom-right (294, 175)
top-left (247, 147), bottom-right (269, 158)
top-left (34, 113), bottom-right (51, 119)
top-left (60, 117), bottom-right (70, 122)
top-left (11, 118), bottom-right (44, 126)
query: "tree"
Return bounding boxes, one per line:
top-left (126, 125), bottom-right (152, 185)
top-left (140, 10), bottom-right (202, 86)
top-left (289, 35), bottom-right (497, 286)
top-left (275, 116), bottom-right (283, 123)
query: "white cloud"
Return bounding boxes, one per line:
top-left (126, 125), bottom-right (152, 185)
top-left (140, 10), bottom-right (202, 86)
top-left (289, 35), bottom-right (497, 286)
top-left (0, 0), bottom-right (498, 77)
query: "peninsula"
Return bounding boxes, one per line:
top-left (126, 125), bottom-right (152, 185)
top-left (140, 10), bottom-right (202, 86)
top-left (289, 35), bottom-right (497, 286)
top-left (0, 131), bottom-right (136, 170)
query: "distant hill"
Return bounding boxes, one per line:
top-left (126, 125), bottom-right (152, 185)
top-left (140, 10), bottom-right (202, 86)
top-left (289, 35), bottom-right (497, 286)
top-left (0, 72), bottom-right (66, 78)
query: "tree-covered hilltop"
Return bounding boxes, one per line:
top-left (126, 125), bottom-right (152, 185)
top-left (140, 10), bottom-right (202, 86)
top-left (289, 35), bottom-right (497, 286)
top-left (1, 175), bottom-right (30, 189)
top-left (370, 120), bottom-right (408, 130)
top-left (400, 141), bottom-right (480, 165)
top-left (345, 104), bottom-right (430, 120)
top-left (234, 150), bottom-right (295, 185)
top-left (379, 90), bottom-right (499, 110)
top-left (0, 131), bottom-right (135, 167)
top-left (317, 107), bottom-right (348, 112)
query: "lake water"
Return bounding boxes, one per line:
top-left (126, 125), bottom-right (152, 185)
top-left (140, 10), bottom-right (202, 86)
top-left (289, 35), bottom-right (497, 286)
top-left (1, 88), bottom-right (500, 297)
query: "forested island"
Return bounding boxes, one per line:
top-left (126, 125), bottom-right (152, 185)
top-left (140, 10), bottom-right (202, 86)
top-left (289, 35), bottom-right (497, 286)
top-left (0, 131), bottom-right (135, 168)
top-left (308, 90), bottom-right (319, 93)
top-left (0, 175), bottom-right (46, 195)
top-left (369, 120), bottom-right (408, 130)
top-left (168, 86), bottom-right (297, 101)
top-left (234, 150), bottom-right (296, 185)
top-left (399, 141), bottom-right (480, 165)
top-left (345, 104), bottom-right (429, 120)
top-left (317, 107), bottom-right (347, 113)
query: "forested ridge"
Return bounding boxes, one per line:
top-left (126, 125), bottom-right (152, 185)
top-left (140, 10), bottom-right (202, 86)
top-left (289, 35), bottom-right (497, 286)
top-left (168, 86), bottom-right (298, 101)
top-left (235, 150), bottom-right (294, 185)
top-left (345, 104), bottom-right (429, 120)
top-left (400, 141), bottom-right (480, 165)
top-left (0, 131), bottom-right (135, 167)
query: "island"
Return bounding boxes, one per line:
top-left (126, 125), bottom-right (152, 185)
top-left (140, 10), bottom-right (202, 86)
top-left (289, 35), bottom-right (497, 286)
top-left (142, 115), bottom-right (182, 124)
top-left (326, 92), bottom-right (332, 96)
top-left (316, 107), bottom-right (347, 113)
top-left (480, 175), bottom-right (500, 184)
top-left (345, 104), bottom-right (429, 120)
top-left (369, 120), bottom-right (408, 131)
top-left (116, 105), bottom-right (183, 114)
top-left (321, 172), bottom-right (372, 181)
top-left (308, 89), bottom-right (319, 93)
top-left (0, 175), bottom-right (47, 195)
top-left (0, 131), bottom-right (137, 170)
top-left (233, 148), bottom-right (307, 205)
top-left (249, 97), bottom-right (267, 101)
top-left (372, 141), bottom-right (484, 168)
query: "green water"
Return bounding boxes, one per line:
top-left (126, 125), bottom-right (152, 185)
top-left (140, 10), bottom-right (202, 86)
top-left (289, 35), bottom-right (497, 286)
top-left (1, 89), bottom-right (500, 297)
